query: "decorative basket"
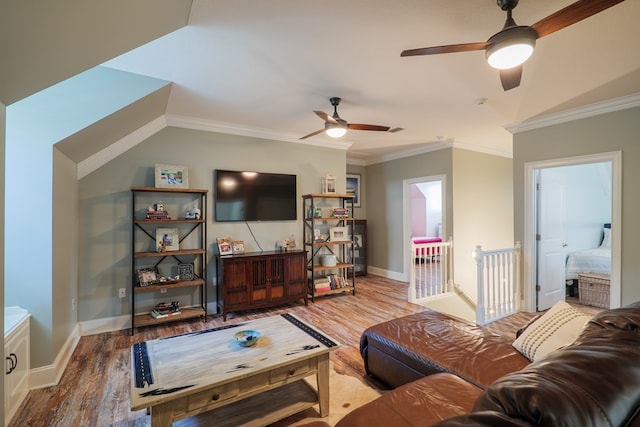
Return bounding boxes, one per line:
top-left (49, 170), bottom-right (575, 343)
top-left (578, 274), bottom-right (610, 308)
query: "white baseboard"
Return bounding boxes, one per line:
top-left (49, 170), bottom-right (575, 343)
top-left (367, 266), bottom-right (407, 282)
top-left (29, 324), bottom-right (80, 390)
top-left (79, 314), bottom-right (131, 336)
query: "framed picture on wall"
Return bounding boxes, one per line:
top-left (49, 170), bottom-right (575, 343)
top-left (155, 164), bottom-right (189, 189)
top-left (346, 173), bottom-right (361, 207)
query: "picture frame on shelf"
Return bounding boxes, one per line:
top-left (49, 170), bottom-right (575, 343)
top-left (322, 172), bottom-right (337, 194)
top-left (346, 173), bottom-right (361, 207)
top-left (155, 163), bottom-right (189, 189)
top-left (178, 263), bottom-right (195, 281)
top-left (137, 267), bottom-right (159, 287)
top-left (156, 228), bottom-right (179, 252)
top-left (329, 226), bottom-right (348, 242)
top-left (232, 240), bottom-right (245, 254)
top-left (217, 237), bottom-right (233, 256)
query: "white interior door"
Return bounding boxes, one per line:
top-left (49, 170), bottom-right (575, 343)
top-left (537, 168), bottom-right (567, 310)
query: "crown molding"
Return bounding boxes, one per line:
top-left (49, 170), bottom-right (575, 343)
top-left (505, 92), bottom-right (640, 134)
top-left (166, 114), bottom-right (351, 151)
top-left (349, 138), bottom-right (512, 166)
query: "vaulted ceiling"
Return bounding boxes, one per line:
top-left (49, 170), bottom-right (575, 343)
top-left (3, 0), bottom-right (640, 166)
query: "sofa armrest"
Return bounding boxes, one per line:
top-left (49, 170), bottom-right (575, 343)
top-left (336, 373), bottom-right (482, 427)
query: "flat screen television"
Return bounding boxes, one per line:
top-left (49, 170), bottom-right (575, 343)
top-left (214, 169), bottom-right (297, 222)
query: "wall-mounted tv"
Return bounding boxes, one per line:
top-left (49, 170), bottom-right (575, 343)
top-left (214, 169), bottom-right (297, 222)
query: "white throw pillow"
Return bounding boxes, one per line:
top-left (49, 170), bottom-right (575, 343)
top-left (512, 301), bottom-right (592, 362)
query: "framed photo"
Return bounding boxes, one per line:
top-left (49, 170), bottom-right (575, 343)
top-left (232, 240), bottom-right (245, 254)
top-left (322, 172), bottom-right (337, 194)
top-left (346, 173), bottom-right (361, 207)
top-left (178, 263), bottom-right (195, 281)
top-left (156, 228), bottom-right (179, 252)
top-left (155, 164), bottom-right (189, 189)
top-left (217, 237), bottom-right (233, 256)
top-left (329, 226), bottom-right (348, 242)
top-left (137, 267), bottom-right (159, 287)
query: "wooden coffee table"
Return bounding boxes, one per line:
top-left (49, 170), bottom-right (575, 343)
top-left (130, 314), bottom-right (339, 426)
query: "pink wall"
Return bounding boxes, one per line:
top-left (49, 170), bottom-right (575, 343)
top-left (411, 185), bottom-right (426, 236)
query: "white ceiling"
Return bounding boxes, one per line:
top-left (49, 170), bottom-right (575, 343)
top-left (105, 0), bottom-right (640, 164)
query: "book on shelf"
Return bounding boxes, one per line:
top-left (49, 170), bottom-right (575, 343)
top-left (151, 301), bottom-right (181, 318)
top-left (314, 278), bottom-right (332, 293)
top-left (320, 274), bottom-right (347, 290)
top-left (332, 207), bottom-right (349, 218)
top-left (334, 274), bottom-right (348, 289)
top-left (151, 309), bottom-right (182, 319)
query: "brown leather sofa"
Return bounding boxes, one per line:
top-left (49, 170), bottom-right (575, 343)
top-left (330, 302), bottom-right (640, 427)
top-left (358, 309), bottom-right (530, 389)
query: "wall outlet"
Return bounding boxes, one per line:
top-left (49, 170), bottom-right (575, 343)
top-left (118, 288), bottom-right (126, 298)
top-left (160, 287), bottom-right (167, 294)
top-left (71, 298), bottom-right (76, 311)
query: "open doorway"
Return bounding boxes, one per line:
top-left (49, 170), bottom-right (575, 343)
top-left (524, 152), bottom-right (621, 312)
top-left (403, 175), bottom-right (445, 281)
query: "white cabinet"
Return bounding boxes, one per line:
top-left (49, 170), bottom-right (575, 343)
top-left (4, 312), bottom-right (30, 427)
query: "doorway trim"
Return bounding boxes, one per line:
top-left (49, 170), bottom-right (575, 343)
top-left (523, 151), bottom-right (622, 312)
top-left (403, 174), bottom-right (446, 283)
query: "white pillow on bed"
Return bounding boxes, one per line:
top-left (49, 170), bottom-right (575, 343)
top-left (512, 301), bottom-right (592, 362)
top-left (601, 227), bottom-right (611, 248)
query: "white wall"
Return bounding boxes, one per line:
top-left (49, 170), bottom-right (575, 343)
top-left (452, 148), bottom-right (514, 299)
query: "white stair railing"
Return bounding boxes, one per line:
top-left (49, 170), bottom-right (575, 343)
top-left (409, 238), bottom-right (453, 302)
top-left (473, 242), bottom-right (521, 325)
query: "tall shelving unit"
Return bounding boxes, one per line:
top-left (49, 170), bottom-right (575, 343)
top-left (302, 194), bottom-right (356, 301)
top-left (130, 187), bottom-right (208, 334)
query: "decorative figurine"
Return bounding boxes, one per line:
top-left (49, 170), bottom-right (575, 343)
top-left (186, 202), bottom-right (201, 220)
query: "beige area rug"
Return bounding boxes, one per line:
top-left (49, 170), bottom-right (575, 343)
top-left (174, 364), bottom-right (382, 427)
top-left (288, 368), bottom-right (383, 426)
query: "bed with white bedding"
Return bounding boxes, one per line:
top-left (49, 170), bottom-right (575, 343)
top-left (565, 224), bottom-right (611, 281)
top-left (565, 246), bottom-right (611, 280)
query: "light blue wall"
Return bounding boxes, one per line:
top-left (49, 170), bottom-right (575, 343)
top-left (4, 67), bottom-right (172, 368)
top-left (560, 162), bottom-right (611, 252)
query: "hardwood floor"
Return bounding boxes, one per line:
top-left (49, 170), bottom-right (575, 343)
top-left (9, 275), bottom-right (598, 426)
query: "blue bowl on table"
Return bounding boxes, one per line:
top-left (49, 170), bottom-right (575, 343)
top-left (234, 330), bottom-right (260, 347)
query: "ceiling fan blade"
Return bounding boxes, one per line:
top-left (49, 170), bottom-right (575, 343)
top-left (499, 66), bottom-right (523, 91)
top-left (401, 42), bottom-right (488, 57)
top-left (314, 110), bottom-right (338, 124)
top-left (348, 124), bottom-right (391, 132)
top-left (299, 129), bottom-right (325, 140)
top-left (532, 0), bottom-right (625, 39)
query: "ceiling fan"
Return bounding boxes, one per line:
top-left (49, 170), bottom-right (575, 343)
top-left (299, 97), bottom-right (390, 140)
top-left (401, 0), bottom-right (626, 91)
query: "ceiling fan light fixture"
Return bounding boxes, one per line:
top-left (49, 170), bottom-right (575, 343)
top-left (486, 26), bottom-right (537, 70)
top-left (325, 121), bottom-right (347, 138)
